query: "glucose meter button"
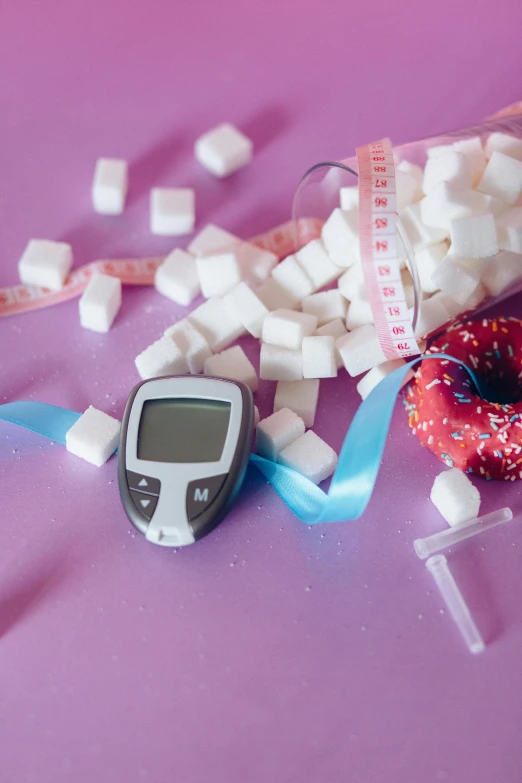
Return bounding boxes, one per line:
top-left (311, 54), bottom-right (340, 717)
top-left (130, 489), bottom-right (159, 520)
top-left (186, 474), bottom-right (227, 521)
top-left (127, 471), bottom-right (161, 496)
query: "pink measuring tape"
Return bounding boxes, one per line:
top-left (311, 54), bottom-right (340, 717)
top-left (356, 138), bottom-right (420, 359)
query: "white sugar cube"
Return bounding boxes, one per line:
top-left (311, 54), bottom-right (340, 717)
top-left (481, 251), bottom-right (522, 297)
top-left (423, 151), bottom-right (472, 194)
top-left (278, 430), bottom-right (337, 485)
top-left (400, 202), bottom-right (449, 251)
top-left (396, 168), bottom-right (423, 212)
top-left (397, 159), bottom-right (424, 187)
top-left (478, 151), bottom-right (522, 205)
top-left (302, 336), bottom-right (337, 379)
top-left (155, 248), bottom-right (200, 306)
top-left (316, 318), bottom-right (347, 368)
top-left (272, 254), bottom-right (314, 303)
top-left (164, 319), bottom-right (212, 374)
top-left (195, 123), bottom-right (253, 178)
top-left (496, 207), bottom-right (522, 253)
top-left (410, 293), bottom-right (450, 338)
top-left (188, 224), bottom-right (241, 256)
top-left (302, 290), bottom-right (347, 325)
top-left (256, 408), bottom-right (305, 462)
top-left (356, 358), bottom-right (412, 400)
top-left (79, 273), bottom-right (121, 333)
top-left (259, 344), bottom-right (303, 381)
top-left (336, 324), bottom-right (386, 377)
top-left (296, 239), bottom-right (343, 290)
top-left (441, 283), bottom-right (488, 319)
top-left (256, 277), bottom-right (298, 311)
top-left (485, 132), bottom-right (522, 162)
top-left (223, 282), bottom-right (268, 338)
top-left (150, 187), bottom-right (195, 236)
top-left (188, 297), bottom-right (246, 352)
top-left (321, 208), bottom-right (359, 268)
top-left (273, 378), bottom-right (320, 428)
top-left (420, 182), bottom-right (492, 232)
top-left (18, 239), bottom-right (73, 291)
top-left (237, 242), bottom-right (278, 286)
top-left (340, 186), bottom-right (359, 210)
top-left (135, 336), bottom-right (189, 380)
top-left (452, 137), bottom-right (487, 186)
top-left (204, 345), bottom-right (258, 392)
top-left (415, 241), bottom-right (449, 294)
top-left (450, 213), bottom-right (498, 259)
top-left (337, 264), bottom-right (366, 302)
top-left (345, 297), bottom-right (374, 330)
top-left (430, 468), bottom-right (481, 527)
top-left (262, 309), bottom-right (317, 350)
top-left (65, 406), bottom-right (120, 467)
top-left (92, 158), bottom-right (128, 215)
top-left (196, 248), bottom-right (241, 298)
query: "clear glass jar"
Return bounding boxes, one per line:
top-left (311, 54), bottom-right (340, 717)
top-left (292, 103), bottom-right (522, 341)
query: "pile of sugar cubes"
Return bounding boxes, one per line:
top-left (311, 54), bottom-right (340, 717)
top-left (16, 130), bottom-right (522, 484)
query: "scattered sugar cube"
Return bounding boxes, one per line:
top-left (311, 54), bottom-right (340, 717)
top-left (262, 309), bottom-right (317, 350)
top-left (478, 151), bottom-right (522, 205)
top-left (422, 151), bottom-right (472, 194)
top-left (223, 282), bottom-right (269, 338)
top-left (336, 324), bottom-right (386, 377)
top-left (135, 336), bottom-right (189, 380)
top-left (415, 242), bottom-right (449, 294)
top-left (485, 133), bottom-right (522, 162)
top-left (155, 248), bottom-right (200, 306)
top-left (204, 345), bottom-right (258, 392)
top-left (79, 272), bottom-right (121, 333)
top-left (420, 182), bottom-right (492, 232)
top-left (259, 344), bottom-right (303, 381)
top-left (316, 318), bottom-right (347, 368)
top-left (278, 430), bottom-right (337, 485)
top-left (400, 202), bottom-right (449, 251)
top-left (188, 297), bottom-right (246, 352)
top-left (345, 297), bottom-right (374, 330)
top-left (196, 248), bottom-right (241, 298)
top-left (150, 187), bottom-right (195, 236)
top-left (91, 158), bottom-right (128, 215)
top-left (321, 209), bottom-right (359, 268)
top-left (256, 408), bottom-right (305, 462)
top-left (410, 293), bottom-right (451, 338)
top-left (481, 251), bottom-right (522, 297)
top-left (256, 277), bottom-right (298, 311)
top-left (356, 358), bottom-right (412, 400)
top-left (396, 167), bottom-right (423, 212)
top-left (188, 224), bottom-right (241, 256)
top-left (430, 468), bottom-right (481, 527)
top-left (18, 239), bottom-right (73, 291)
top-left (237, 242), bottom-right (278, 286)
top-left (164, 319), bottom-right (212, 374)
top-left (450, 213), bottom-right (498, 259)
top-left (302, 290), bottom-right (347, 325)
top-left (296, 239), bottom-right (343, 290)
top-left (272, 254), bottom-right (314, 303)
top-left (338, 264), bottom-right (366, 302)
top-left (302, 336), bottom-right (337, 378)
top-left (340, 186), bottom-right (359, 210)
top-left (273, 379), bottom-right (320, 428)
top-left (195, 123), bottom-right (253, 178)
top-left (65, 406), bottom-right (120, 467)
top-left (496, 207), bottom-right (522, 253)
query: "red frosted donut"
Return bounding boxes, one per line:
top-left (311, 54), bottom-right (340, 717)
top-left (405, 316), bottom-right (522, 481)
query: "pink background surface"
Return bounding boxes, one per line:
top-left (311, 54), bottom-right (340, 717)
top-left (2, 2), bottom-right (522, 781)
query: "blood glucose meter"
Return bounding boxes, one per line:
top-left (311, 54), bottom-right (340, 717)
top-left (118, 375), bottom-right (254, 547)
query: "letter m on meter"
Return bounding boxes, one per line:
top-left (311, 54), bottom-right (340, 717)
top-left (194, 487), bottom-right (209, 503)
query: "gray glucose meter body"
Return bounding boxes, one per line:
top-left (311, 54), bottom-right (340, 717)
top-left (118, 375), bottom-right (254, 547)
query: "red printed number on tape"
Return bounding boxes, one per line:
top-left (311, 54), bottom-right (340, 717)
top-left (356, 138), bottom-right (419, 359)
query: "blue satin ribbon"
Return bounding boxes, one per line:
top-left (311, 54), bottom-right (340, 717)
top-left (0, 354), bottom-right (488, 524)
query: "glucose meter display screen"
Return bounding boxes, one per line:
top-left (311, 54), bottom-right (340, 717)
top-left (137, 398), bottom-right (232, 463)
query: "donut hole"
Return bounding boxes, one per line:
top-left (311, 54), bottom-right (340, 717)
top-left (473, 353), bottom-right (522, 404)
